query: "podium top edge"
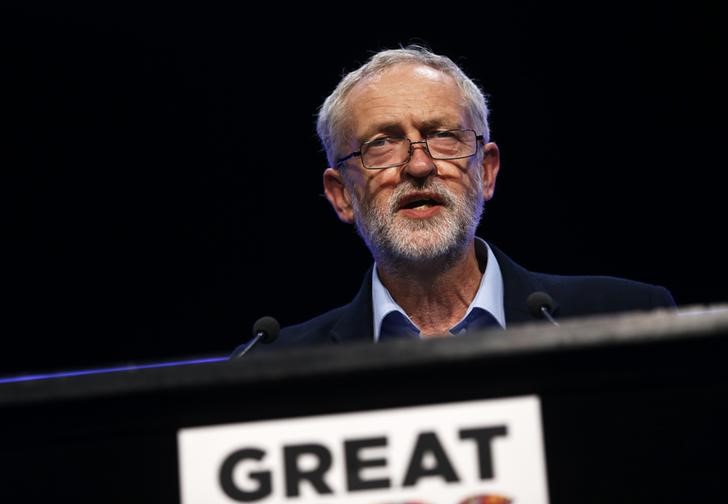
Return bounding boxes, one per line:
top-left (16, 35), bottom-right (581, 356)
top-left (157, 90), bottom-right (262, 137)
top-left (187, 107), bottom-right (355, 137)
top-left (1, 305), bottom-right (728, 406)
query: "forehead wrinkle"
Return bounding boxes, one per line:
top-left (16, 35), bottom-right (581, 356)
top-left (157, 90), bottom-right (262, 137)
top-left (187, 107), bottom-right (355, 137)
top-left (357, 115), bottom-right (466, 144)
top-left (343, 64), bottom-right (467, 147)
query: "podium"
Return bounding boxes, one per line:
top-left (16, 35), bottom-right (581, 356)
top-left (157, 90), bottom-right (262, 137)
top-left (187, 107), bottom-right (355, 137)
top-left (1, 307), bottom-right (727, 502)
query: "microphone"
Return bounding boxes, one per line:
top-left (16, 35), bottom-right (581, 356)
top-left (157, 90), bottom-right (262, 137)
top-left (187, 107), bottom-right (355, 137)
top-left (526, 291), bottom-right (560, 327)
top-left (231, 316), bottom-right (280, 359)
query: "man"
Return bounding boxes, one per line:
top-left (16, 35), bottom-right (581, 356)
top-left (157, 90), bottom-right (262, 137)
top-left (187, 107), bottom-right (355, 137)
top-left (240, 46), bottom-right (675, 351)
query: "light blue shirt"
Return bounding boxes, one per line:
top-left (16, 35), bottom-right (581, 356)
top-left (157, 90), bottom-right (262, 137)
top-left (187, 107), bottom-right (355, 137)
top-left (372, 238), bottom-right (506, 342)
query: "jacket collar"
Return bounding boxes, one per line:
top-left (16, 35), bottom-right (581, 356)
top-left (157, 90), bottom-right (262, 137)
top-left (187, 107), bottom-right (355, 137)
top-left (488, 243), bottom-right (555, 324)
top-left (329, 266), bottom-right (375, 344)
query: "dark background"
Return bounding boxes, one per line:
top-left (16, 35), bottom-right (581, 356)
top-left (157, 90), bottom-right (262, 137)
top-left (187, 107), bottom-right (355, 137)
top-left (2, 3), bottom-right (726, 375)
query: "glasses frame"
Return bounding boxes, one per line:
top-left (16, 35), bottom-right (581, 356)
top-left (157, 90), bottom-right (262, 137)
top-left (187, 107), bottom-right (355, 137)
top-left (335, 128), bottom-right (485, 170)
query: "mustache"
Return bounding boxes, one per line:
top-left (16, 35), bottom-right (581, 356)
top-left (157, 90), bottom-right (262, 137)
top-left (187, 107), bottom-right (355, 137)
top-left (389, 180), bottom-right (456, 213)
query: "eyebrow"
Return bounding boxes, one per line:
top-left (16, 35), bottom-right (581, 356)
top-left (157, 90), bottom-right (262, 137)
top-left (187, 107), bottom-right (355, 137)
top-left (358, 122), bottom-right (403, 143)
top-left (358, 117), bottom-right (463, 143)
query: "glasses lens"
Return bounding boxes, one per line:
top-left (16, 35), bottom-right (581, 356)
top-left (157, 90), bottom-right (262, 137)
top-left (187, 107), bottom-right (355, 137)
top-left (361, 137), bottom-right (409, 169)
top-left (428, 129), bottom-right (477, 159)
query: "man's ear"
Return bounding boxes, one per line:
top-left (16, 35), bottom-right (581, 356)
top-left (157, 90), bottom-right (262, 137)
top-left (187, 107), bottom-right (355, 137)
top-left (323, 167), bottom-right (355, 223)
top-left (480, 142), bottom-right (501, 201)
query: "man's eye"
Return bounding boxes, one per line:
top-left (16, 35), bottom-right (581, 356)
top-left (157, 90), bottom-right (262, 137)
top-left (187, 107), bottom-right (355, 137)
top-left (431, 130), bottom-right (458, 138)
top-left (368, 137), bottom-right (389, 147)
top-left (368, 136), bottom-right (402, 148)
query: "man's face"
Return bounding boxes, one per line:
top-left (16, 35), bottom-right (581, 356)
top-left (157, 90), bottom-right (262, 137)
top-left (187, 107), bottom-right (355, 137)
top-left (326, 64), bottom-right (498, 266)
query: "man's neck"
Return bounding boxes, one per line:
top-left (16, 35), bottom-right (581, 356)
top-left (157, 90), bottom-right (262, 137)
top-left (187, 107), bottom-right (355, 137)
top-left (376, 241), bottom-right (483, 337)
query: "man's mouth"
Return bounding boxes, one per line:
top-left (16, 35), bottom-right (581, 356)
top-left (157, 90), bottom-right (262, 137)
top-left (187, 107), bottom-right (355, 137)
top-left (397, 193), bottom-right (445, 211)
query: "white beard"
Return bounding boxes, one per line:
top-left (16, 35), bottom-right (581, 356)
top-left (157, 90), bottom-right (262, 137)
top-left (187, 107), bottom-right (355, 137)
top-left (348, 168), bottom-right (484, 270)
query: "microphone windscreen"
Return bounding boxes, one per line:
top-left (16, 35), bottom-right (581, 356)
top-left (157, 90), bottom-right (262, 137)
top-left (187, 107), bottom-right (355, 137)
top-left (527, 291), bottom-right (556, 318)
top-left (253, 316), bottom-right (280, 344)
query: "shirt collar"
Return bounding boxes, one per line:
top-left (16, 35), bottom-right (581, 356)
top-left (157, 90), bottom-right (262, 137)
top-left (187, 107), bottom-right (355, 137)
top-left (371, 237), bottom-right (506, 342)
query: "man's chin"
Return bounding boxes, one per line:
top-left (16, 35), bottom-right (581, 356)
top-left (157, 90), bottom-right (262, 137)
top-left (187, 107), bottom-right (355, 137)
top-left (356, 207), bottom-right (474, 266)
top-left (380, 232), bottom-right (465, 264)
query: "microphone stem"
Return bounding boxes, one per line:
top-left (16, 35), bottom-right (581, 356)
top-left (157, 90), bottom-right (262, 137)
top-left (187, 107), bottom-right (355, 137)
top-left (540, 307), bottom-right (560, 327)
top-left (232, 332), bottom-right (264, 359)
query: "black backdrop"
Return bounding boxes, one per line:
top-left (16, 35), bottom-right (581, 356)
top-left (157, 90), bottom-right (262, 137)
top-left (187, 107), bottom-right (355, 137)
top-left (2, 3), bottom-right (726, 375)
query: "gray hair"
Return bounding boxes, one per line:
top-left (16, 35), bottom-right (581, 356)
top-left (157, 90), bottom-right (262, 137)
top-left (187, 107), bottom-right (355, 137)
top-left (316, 45), bottom-right (491, 167)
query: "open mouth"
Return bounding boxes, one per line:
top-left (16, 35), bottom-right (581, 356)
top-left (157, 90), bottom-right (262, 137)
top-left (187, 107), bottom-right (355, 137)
top-left (397, 193), bottom-right (445, 211)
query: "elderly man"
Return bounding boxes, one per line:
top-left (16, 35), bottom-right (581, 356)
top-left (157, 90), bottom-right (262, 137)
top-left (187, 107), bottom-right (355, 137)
top-left (235, 46), bottom-right (674, 352)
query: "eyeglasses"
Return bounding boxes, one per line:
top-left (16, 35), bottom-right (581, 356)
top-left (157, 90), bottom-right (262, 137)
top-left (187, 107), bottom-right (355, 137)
top-left (336, 128), bottom-right (485, 170)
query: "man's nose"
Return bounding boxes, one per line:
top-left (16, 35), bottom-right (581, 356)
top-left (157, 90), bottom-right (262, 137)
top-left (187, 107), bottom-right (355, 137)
top-left (402, 141), bottom-right (436, 178)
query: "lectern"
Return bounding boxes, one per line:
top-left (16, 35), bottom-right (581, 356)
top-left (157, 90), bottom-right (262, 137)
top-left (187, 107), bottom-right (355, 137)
top-left (1, 307), bottom-right (727, 503)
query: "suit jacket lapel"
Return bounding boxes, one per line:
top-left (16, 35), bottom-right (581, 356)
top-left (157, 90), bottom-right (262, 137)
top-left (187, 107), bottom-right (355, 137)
top-left (329, 267), bottom-right (375, 344)
top-left (489, 244), bottom-right (547, 325)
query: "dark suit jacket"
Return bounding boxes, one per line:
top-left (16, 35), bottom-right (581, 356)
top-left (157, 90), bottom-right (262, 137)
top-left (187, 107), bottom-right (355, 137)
top-left (239, 244), bottom-right (675, 352)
